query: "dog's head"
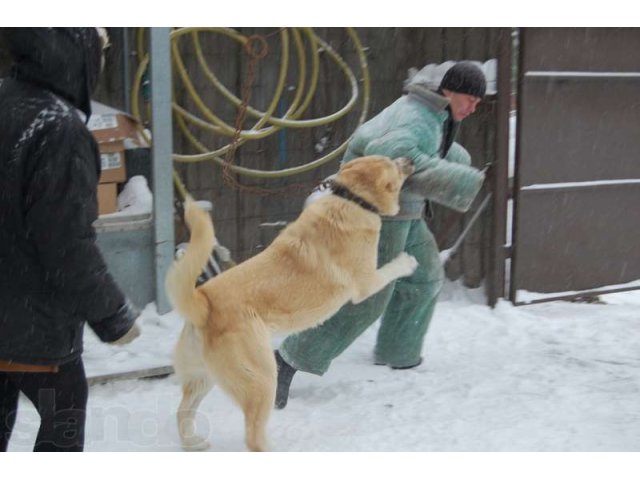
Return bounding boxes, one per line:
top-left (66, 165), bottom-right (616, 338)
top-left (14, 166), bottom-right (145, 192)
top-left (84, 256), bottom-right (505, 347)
top-left (335, 155), bottom-right (414, 216)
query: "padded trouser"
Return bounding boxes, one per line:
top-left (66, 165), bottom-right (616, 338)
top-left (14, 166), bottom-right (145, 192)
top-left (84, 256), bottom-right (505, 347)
top-left (279, 218), bottom-right (444, 375)
top-left (0, 357), bottom-right (88, 452)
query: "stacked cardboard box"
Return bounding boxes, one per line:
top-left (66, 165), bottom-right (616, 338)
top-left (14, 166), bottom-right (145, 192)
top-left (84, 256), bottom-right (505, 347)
top-left (88, 101), bottom-right (149, 215)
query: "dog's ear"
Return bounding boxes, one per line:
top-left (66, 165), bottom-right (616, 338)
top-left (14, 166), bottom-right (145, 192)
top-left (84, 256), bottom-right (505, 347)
top-left (340, 162), bottom-right (371, 186)
top-left (376, 170), bottom-right (397, 193)
top-left (339, 157), bottom-right (366, 173)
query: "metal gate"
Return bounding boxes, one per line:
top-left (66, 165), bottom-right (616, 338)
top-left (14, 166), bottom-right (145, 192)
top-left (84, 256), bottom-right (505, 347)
top-left (509, 27), bottom-right (640, 305)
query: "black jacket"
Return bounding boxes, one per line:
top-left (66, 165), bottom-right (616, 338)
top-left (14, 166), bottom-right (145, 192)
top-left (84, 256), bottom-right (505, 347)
top-left (0, 28), bottom-right (137, 365)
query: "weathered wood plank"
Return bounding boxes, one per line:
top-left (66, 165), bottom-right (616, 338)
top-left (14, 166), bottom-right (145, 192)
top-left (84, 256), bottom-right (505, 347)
top-left (86, 28), bottom-right (499, 282)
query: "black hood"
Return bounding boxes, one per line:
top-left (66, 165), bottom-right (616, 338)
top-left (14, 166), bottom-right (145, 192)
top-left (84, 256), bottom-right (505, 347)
top-left (4, 27), bottom-right (102, 118)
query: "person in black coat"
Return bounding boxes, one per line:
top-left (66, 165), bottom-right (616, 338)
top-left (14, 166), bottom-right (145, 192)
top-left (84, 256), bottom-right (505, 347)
top-left (0, 27), bottom-right (141, 452)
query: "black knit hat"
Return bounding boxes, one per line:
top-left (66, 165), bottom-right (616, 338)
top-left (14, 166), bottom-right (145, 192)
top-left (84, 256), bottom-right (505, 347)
top-left (439, 61), bottom-right (486, 98)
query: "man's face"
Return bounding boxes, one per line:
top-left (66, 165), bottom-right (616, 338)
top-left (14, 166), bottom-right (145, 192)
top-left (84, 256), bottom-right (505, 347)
top-left (442, 89), bottom-right (481, 121)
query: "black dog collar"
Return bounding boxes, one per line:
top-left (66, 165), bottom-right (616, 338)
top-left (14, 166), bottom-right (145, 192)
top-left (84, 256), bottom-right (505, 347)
top-left (323, 180), bottom-right (379, 215)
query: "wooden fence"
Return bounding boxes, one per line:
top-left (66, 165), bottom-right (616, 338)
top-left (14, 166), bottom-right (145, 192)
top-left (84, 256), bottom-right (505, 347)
top-left (2, 27), bottom-right (501, 289)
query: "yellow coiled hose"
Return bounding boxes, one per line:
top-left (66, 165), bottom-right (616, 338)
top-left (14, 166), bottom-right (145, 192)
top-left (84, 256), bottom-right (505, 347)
top-left (130, 27), bottom-right (370, 200)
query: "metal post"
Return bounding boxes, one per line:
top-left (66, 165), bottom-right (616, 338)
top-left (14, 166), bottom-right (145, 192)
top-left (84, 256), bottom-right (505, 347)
top-left (121, 27), bottom-right (131, 112)
top-left (150, 28), bottom-right (174, 314)
top-left (487, 27), bottom-right (512, 307)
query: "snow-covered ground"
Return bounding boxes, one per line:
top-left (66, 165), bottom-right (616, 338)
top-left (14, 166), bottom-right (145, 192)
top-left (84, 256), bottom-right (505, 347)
top-left (7, 109), bottom-right (640, 480)
top-left (7, 280), bottom-right (640, 453)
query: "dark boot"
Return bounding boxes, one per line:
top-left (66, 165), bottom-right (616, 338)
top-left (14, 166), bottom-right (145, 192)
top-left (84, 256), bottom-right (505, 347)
top-left (274, 350), bottom-right (297, 409)
top-left (390, 357), bottom-right (423, 370)
top-left (374, 357), bottom-right (423, 370)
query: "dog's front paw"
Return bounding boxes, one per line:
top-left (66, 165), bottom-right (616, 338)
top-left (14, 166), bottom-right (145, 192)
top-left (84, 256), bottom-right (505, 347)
top-left (392, 252), bottom-right (419, 277)
top-left (181, 435), bottom-right (211, 451)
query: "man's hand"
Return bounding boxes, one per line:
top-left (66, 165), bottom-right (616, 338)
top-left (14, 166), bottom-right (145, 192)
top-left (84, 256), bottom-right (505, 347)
top-left (89, 297), bottom-right (143, 345)
top-left (110, 322), bottom-right (141, 346)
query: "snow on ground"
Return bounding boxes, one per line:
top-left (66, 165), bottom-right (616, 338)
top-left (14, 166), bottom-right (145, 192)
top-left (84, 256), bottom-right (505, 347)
top-left (7, 280), bottom-right (640, 453)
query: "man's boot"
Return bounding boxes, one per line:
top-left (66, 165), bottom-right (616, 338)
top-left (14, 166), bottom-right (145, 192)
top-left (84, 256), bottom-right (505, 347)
top-left (275, 350), bottom-right (297, 409)
top-left (374, 357), bottom-right (423, 369)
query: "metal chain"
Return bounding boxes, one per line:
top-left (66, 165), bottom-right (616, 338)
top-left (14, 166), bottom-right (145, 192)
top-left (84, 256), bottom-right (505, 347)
top-left (222, 34), bottom-right (321, 197)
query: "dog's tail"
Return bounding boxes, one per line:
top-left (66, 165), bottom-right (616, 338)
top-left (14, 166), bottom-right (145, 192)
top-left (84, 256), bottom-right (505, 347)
top-left (165, 198), bottom-right (214, 329)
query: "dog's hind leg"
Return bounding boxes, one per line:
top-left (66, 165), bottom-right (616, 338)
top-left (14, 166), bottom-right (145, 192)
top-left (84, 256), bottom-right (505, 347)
top-left (177, 376), bottom-right (213, 451)
top-left (241, 366), bottom-right (276, 453)
top-left (208, 326), bottom-right (276, 452)
top-left (174, 326), bottom-right (214, 450)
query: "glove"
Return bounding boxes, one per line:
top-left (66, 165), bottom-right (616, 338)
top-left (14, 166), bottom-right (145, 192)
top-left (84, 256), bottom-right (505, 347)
top-left (110, 322), bottom-right (141, 346)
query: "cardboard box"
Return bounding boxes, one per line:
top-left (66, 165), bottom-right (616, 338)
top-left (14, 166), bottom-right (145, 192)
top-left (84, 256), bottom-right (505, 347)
top-left (97, 182), bottom-right (118, 216)
top-left (98, 143), bottom-right (127, 184)
top-left (88, 101), bottom-right (148, 147)
top-left (88, 101), bottom-right (149, 184)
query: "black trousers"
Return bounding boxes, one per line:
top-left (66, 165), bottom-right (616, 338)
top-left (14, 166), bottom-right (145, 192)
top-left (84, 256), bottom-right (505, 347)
top-left (0, 357), bottom-right (88, 452)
